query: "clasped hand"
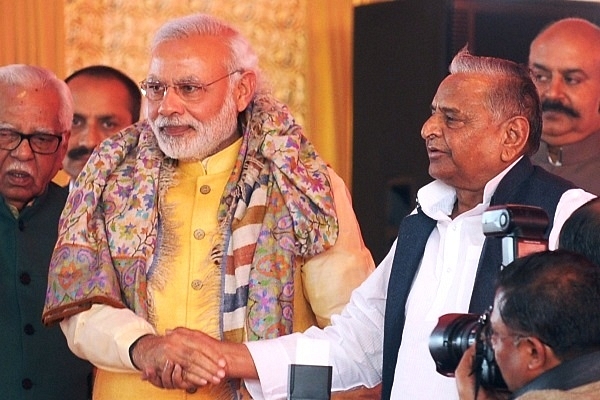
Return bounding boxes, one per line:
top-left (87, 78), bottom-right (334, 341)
top-left (130, 327), bottom-right (228, 391)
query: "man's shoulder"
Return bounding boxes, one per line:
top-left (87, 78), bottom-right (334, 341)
top-left (529, 163), bottom-right (577, 188)
top-left (504, 156), bottom-right (576, 190)
top-left (517, 379), bottom-right (600, 400)
top-left (47, 181), bottom-right (69, 197)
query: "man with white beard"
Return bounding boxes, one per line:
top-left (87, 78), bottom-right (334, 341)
top-left (42, 13), bottom-right (374, 400)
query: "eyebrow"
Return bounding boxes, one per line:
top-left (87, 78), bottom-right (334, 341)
top-left (146, 75), bottom-right (202, 83)
top-left (431, 103), bottom-right (462, 114)
top-left (0, 124), bottom-right (55, 135)
top-left (531, 63), bottom-right (587, 76)
top-left (73, 113), bottom-right (125, 120)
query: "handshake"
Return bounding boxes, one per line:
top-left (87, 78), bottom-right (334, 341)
top-left (129, 328), bottom-right (235, 393)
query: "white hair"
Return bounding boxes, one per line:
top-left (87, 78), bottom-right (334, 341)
top-left (0, 64), bottom-right (73, 131)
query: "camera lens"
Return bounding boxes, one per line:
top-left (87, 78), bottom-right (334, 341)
top-left (429, 312), bottom-right (508, 390)
top-left (428, 313), bottom-right (481, 376)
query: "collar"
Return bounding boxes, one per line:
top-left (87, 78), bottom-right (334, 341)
top-left (416, 156), bottom-right (524, 219)
top-left (1, 192), bottom-right (43, 218)
top-left (537, 130), bottom-right (600, 167)
top-left (511, 350), bottom-right (600, 398)
top-left (178, 137), bottom-right (242, 177)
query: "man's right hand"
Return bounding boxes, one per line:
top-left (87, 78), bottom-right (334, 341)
top-left (129, 329), bottom-right (227, 391)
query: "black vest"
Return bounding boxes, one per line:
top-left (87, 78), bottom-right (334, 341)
top-left (381, 157), bottom-right (575, 399)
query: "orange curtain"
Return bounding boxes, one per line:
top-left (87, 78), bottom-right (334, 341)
top-left (0, 0), bottom-right (389, 188)
top-left (305, 0), bottom-right (389, 188)
top-left (305, 0), bottom-right (354, 187)
top-left (0, 0), bottom-right (66, 76)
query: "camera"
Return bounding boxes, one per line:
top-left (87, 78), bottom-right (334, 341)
top-left (429, 310), bottom-right (505, 389)
top-left (428, 205), bottom-right (549, 390)
top-left (482, 204), bottom-right (549, 268)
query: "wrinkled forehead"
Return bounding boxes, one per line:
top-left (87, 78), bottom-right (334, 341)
top-left (433, 73), bottom-right (492, 108)
top-left (0, 84), bottom-right (63, 132)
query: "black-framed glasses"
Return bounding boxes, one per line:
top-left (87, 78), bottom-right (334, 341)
top-left (0, 129), bottom-right (63, 154)
top-left (139, 70), bottom-right (242, 102)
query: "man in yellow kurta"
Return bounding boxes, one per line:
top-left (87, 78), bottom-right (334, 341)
top-left (42, 13), bottom-right (374, 399)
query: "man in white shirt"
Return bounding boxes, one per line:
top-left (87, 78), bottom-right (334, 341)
top-left (149, 48), bottom-right (595, 399)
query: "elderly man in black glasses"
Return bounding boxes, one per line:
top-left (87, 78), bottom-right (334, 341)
top-left (0, 64), bottom-right (93, 399)
top-left (43, 13), bottom-right (374, 400)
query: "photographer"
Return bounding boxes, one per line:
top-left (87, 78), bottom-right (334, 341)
top-left (558, 197), bottom-right (600, 267)
top-left (455, 250), bottom-right (600, 400)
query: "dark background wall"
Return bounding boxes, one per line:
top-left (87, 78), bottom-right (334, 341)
top-left (353, 0), bottom-right (600, 264)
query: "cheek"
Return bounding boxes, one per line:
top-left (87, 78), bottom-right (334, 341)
top-left (67, 135), bottom-right (78, 148)
top-left (39, 155), bottom-right (64, 182)
top-left (494, 346), bottom-right (520, 391)
top-left (146, 102), bottom-right (159, 120)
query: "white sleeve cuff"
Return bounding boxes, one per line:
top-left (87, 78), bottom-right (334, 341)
top-left (60, 304), bottom-right (157, 372)
top-left (244, 334), bottom-right (302, 400)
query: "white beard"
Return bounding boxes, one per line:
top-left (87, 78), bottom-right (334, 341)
top-left (149, 92), bottom-right (239, 161)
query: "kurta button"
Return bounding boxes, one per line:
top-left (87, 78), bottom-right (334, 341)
top-left (22, 378), bottom-right (32, 389)
top-left (193, 229), bottom-right (205, 240)
top-left (19, 273), bottom-right (31, 285)
top-left (24, 324), bottom-right (35, 335)
top-left (199, 185), bottom-right (211, 194)
top-left (191, 280), bottom-right (203, 290)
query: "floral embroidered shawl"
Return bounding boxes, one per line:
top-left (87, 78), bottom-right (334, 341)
top-left (42, 94), bottom-right (338, 341)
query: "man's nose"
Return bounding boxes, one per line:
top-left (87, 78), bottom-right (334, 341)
top-left (421, 114), bottom-right (440, 139)
top-left (540, 76), bottom-right (566, 100)
top-left (158, 87), bottom-right (185, 116)
top-left (78, 123), bottom-right (104, 148)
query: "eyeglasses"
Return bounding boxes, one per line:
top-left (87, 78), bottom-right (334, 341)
top-left (0, 129), bottom-right (63, 154)
top-left (139, 70), bottom-right (241, 102)
top-left (483, 319), bottom-right (526, 349)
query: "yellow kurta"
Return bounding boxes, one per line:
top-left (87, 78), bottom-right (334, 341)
top-left (94, 139), bottom-right (241, 400)
top-left (90, 137), bottom-right (375, 399)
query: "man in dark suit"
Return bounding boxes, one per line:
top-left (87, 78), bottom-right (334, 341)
top-left (0, 64), bottom-right (93, 399)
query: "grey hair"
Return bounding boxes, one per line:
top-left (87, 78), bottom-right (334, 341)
top-left (151, 13), bottom-right (266, 92)
top-left (0, 64), bottom-right (73, 131)
top-left (449, 47), bottom-right (542, 156)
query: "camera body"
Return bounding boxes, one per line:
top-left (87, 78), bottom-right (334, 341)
top-left (428, 204), bottom-right (549, 390)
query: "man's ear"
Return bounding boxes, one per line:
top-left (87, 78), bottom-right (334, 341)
top-left (233, 70), bottom-right (256, 112)
top-left (500, 116), bottom-right (529, 162)
top-left (523, 336), bottom-right (559, 373)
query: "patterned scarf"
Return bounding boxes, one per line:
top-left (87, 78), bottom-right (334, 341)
top-left (43, 94), bottom-right (338, 341)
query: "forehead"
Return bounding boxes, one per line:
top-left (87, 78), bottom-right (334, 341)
top-left (148, 35), bottom-right (230, 79)
top-left (530, 29), bottom-right (600, 73)
top-left (490, 290), bottom-right (507, 328)
top-left (433, 73), bottom-right (491, 110)
top-left (68, 76), bottom-right (132, 114)
top-left (0, 84), bottom-right (63, 132)
top-left (68, 75), bottom-right (128, 97)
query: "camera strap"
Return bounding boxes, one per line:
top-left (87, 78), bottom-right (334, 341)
top-left (510, 350), bottom-right (600, 398)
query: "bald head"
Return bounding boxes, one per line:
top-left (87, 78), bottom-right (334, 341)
top-left (529, 18), bottom-right (600, 147)
top-left (531, 18), bottom-right (600, 62)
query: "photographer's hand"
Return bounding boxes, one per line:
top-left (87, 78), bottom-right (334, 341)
top-left (455, 345), bottom-right (499, 400)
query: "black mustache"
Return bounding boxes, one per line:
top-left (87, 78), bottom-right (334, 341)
top-left (67, 146), bottom-right (94, 160)
top-left (542, 100), bottom-right (580, 118)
